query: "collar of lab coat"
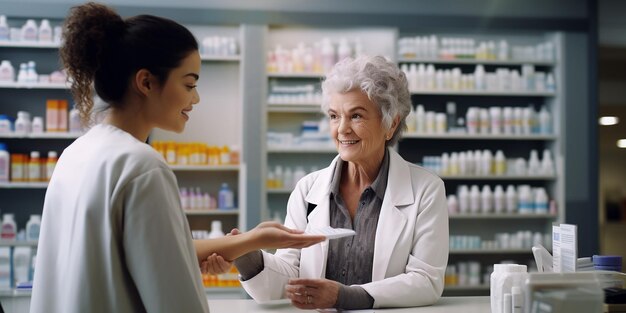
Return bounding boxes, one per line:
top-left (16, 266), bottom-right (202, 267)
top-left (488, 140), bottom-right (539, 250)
top-left (303, 147), bottom-right (414, 280)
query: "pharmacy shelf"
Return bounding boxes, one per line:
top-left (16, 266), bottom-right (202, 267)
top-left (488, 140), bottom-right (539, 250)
top-left (449, 249), bottom-right (531, 255)
top-left (0, 289), bottom-right (32, 297)
top-left (397, 57), bottom-right (555, 66)
top-left (0, 81), bottom-right (69, 89)
top-left (409, 90), bottom-right (555, 97)
top-left (401, 133), bottom-right (557, 141)
top-left (267, 188), bottom-right (293, 194)
top-left (0, 40), bottom-right (60, 49)
top-left (0, 132), bottom-right (81, 139)
top-left (267, 72), bottom-right (325, 79)
top-left (444, 285), bottom-right (490, 291)
top-left (267, 104), bottom-right (322, 113)
top-left (0, 241), bottom-right (38, 247)
top-left (439, 175), bottom-right (556, 181)
top-left (267, 147), bottom-right (336, 154)
top-left (184, 209), bottom-right (239, 216)
top-left (205, 287), bottom-right (245, 293)
top-left (169, 165), bottom-right (241, 171)
top-left (449, 213), bottom-right (557, 220)
top-left (200, 55), bottom-right (240, 62)
top-left (0, 182), bottom-right (48, 189)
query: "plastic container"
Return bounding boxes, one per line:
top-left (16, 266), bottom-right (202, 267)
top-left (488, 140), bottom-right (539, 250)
top-left (0, 15), bottom-right (9, 41)
top-left (14, 111), bottom-right (31, 134)
top-left (0, 60), bottom-right (15, 82)
top-left (38, 19), bottom-right (52, 42)
top-left (490, 264), bottom-right (527, 313)
top-left (218, 183), bottom-right (234, 209)
top-left (1, 213), bottom-right (17, 241)
top-left (21, 19), bottom-right (38, 41)
top-left (0, 143), bottom-right (9, 183)
top-left (26, 214), bottom-right (41, 241)
top-left (208, 220), bottom-right (225, 239)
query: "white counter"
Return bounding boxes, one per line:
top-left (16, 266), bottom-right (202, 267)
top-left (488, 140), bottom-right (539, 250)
top-left (207, 297), bottom-right (491, 313)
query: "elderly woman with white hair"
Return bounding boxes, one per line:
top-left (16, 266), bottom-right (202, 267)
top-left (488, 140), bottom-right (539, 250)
top-left (208, 55), bottom-right (449, 310)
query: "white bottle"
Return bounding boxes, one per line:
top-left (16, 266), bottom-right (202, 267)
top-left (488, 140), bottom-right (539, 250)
top-left (321, 38), bottom-right (335, 73)
top-left (0, 15), bottom-right (9, 41)
top-left (0, 60), bottom-right (14, 82)
top-left (498, 40), bottom-right (509, 60)
top-left (447, 195), bottom-right (459, 215)
top-left (528, 150), bottom-right (540, 175)
top-left (541, 149), bottom-right (554, 175)
top-left (1, 213), bottom-right (17, 241)
top-left (337, 38), bottom-right (352, 61)
top-left (466, 107), bottom-right (479, 134)
top-left (202, 192), bottom-right (210, 210)
top-left (415, 104), bottom-right (425, 133)
top-left (479, 108), bottom-right (490, 135)
top-left (449, 152), bottom-right (459, 175)
top-left (0, 143), bottom-right (9, 183)
top-left (482, 149), bottom-right (493, 176)
top-left (458, 152), bottom-right (467, 175)
top-left (534, 188), bottom-right (549, 214)
top-left (502, 107), bottom-right (514, 135)
top-left (208, 220), bottom-right (225, 239)
top-left (538, 106), bottom-right (552, 135)
top-left (441, 153), bottom-right (450, 175)
top-left (26, 214), bottom-right (41, 241)
top-left (513, 107), bottom-right (523, 135)
top-left (27, 61), bottom-right (38, 83)
top-left (494, 185), bottom-right (505, 213)
top-left (12, 247), bottom-right (31, 285)
top-left (38, 19), bottom-right (52, 42)
top-left (469, 185), bottom-right (480, 213)
top-left (518, 185), bottom-right (533, 214)
top-left (481, 185), bottom-right (493, 213)
top-left (446, 101), bottom-right (456, 131)
top-left (425, 111), bottom-right (436, 134)
top-left (17, 63), bottom-right (27, 83)
top-left (21, 19), bottom-right (38, 42)
top-left (458, 185), bottom-right (469, 213)
top-left (32, 116), bottom-right (44, 133)
top-left (14, 111), bottom-right (32, 134)
top-left (489, 107), bottom-right (502, 135)
top-left (506, 185), bottom-right (517, 213)
top-left (546, 73), bottom-right (556, 92)
top-left (435, 113), bottom-right (447, 134)
top-left (283, 167), bottom-right (294, 189)
top-left (474, 65), bottom-right (485, 90)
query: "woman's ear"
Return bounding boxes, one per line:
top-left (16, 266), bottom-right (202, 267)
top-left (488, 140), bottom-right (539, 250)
top-left (134, 69), bottom-right (153, 97)
top-left (386, 116), bottom-right (401, 140)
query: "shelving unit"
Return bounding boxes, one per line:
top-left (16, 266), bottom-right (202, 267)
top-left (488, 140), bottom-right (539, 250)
top-left (398, 32), bottom-right (565, 296)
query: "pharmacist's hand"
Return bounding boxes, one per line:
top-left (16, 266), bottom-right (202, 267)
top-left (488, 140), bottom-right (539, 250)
top-left (250, 221), bottom-right (325, 250)
top-left (200, 228), bottom-right (240, 274)
top-left (285, 278), bottom-right (339, 309)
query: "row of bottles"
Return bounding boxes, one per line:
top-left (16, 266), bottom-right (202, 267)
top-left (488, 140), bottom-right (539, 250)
top-left (421, 149), bottom-right (554, 177)
top-left (0, 16), bottom-right (61, 43)
top-left (398, 35), bottom-right (554, 62)
top-left (400, 64), bottom-right (555, 93)
top-left (406, 103), bottom-right (552, 136)
top-left (0, 60), bottom-right (67, 84)
top-left (267, 118), bottom-right (332, 149)
top-left (151, 141), bottom-right (240, 166)
top-left (201, 36), bottom-right (238, 56)
top-left (191, 221), bottom-right (242, 288)
top-left (450, 231), bottom-right (550, 251)
top-left (267, 37), bottom-right (364, 74)
top-left (267, 82), bottom-right (322, 104)
top-left (179, 184), bottom-right (235, 211)
top-left (447, 184), bottom-right (556, 215)
top-left (0, 214), bottom-right (40, 242)
top-left (0, 144), bottom-right (57, 183)
top-left (0, 103), bottom-right (81, 135)
top-left (266, 165), bottom-right (318, 190)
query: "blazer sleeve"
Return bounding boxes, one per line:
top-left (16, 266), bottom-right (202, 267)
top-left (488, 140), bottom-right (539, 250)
top-left (239, 174), bottom-right (313, 301)
top-left (360, 176), bottom-right (449, 308)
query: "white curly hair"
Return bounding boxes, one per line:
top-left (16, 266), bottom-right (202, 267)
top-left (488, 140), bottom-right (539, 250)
top-left (321, 55), bottom-right (411, 146)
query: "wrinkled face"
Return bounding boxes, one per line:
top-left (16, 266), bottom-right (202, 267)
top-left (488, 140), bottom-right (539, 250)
top-left (328, 90), bottom-right (395, 164)
top-left (149, 51), bottom-right (201, 133)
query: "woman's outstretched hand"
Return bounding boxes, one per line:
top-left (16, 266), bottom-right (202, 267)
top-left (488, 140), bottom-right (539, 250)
top-left (249, 221), bottom-right (325, 250)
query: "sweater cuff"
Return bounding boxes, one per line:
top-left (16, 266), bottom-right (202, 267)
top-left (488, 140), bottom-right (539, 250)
top-left (334, 284), bottom-right (374, 309)
top-left (233, 250), bottom-right (264, 281)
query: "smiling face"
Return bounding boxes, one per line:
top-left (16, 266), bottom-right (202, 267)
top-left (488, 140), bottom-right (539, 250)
top-left (148, 51), bottom-right (201, 133)
top-left (328, 90), bottom-right (398, 165)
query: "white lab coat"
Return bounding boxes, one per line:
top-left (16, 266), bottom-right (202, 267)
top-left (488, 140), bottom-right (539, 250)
top-left (241, 148), bottom-right (449, 308)
top-left (30, 124), bottom-right (209, 313)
